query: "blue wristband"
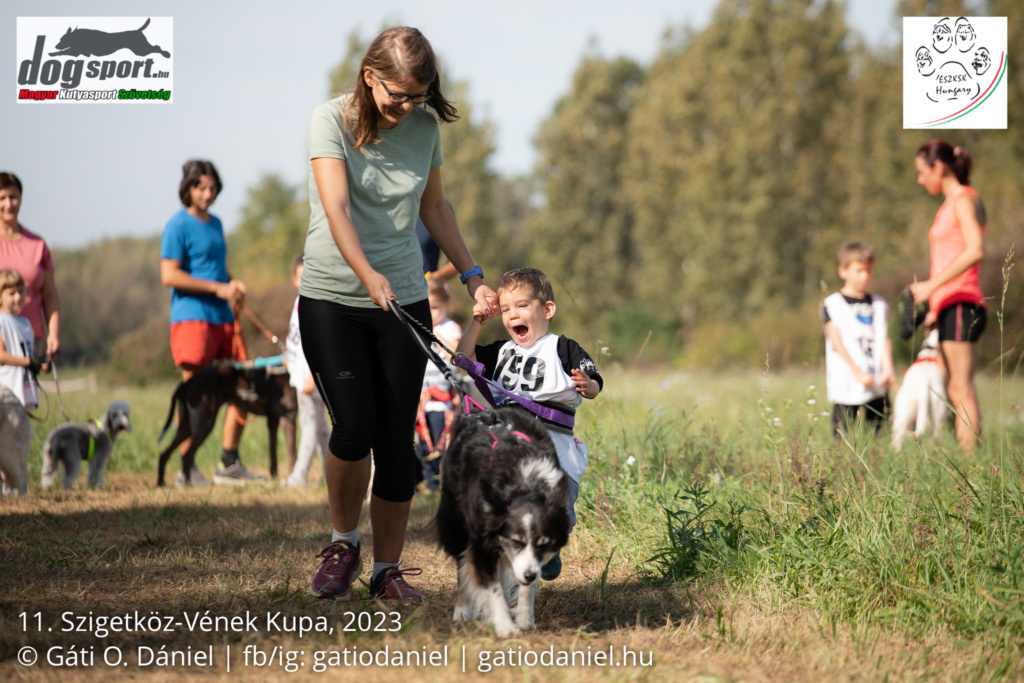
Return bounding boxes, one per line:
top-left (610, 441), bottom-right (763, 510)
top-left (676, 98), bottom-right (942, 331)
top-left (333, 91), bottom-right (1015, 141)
top-left (459, 265), bottom-right (483, 284)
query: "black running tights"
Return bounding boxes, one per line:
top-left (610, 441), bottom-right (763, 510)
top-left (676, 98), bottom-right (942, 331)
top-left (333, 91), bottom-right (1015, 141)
top-left (298, 296), bottom-right (429, 502)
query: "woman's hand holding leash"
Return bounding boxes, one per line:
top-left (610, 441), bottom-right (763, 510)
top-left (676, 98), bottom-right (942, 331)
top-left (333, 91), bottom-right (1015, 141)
top-left (363, 270), bottom-right (396, 310)
top-left (46, 332), bottom-right (60, 359)
top-left (908, 280), bottom-right (935, 307)
top-left (216, 279), bottom-right (247, 306)
top-left (907, 281), bottom-right (938, 326)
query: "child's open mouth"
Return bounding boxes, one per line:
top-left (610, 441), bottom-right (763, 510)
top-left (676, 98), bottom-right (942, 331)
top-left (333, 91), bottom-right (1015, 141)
top-left (513, 325), bottom-right (529, 340)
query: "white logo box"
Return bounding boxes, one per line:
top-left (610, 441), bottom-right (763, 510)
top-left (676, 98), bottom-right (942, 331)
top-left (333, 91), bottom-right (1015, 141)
top-left (903, 16), bottom-right (1007, 129)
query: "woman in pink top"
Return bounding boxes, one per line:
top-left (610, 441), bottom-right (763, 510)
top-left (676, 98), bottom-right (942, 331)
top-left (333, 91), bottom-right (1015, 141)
top-left (908, 139), bottom-right (986, 452)
top-left (0, 173), bottom-right (60, 358)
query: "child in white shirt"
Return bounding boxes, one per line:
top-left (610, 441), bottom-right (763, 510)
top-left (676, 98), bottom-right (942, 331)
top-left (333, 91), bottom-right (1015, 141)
top-left (283, 256), bottom-right (329, 487)
top-left (0, 268), bottom-right (47, 410)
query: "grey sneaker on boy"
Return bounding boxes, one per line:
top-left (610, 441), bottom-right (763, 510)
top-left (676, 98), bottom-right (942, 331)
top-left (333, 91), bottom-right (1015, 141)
top-left (213, 461), bottom-right (266, 485)
top-left (176, 465), bottom-right (210, 488)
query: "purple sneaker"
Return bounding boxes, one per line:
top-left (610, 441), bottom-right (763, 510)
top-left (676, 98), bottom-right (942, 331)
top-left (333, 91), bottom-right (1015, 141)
top-left (310, 541), bottom-right (361, 599)
top-left (369, 566), bottom-right (427, 602)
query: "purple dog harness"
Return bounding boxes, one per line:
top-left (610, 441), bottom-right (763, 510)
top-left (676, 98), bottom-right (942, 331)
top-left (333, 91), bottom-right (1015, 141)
top-left (452, 355), bottom-right (575, 429)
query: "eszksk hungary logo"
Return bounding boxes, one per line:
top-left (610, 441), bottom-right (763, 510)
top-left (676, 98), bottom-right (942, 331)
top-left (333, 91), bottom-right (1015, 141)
top-left (903, 17), bottom-right (1006, 129)
top-left (16, 17), bottom-right (173, 104)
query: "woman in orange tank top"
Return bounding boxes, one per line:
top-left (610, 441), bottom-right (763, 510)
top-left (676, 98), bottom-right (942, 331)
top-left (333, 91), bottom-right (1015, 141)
top-left (908, 139), bottom-right (986, 453)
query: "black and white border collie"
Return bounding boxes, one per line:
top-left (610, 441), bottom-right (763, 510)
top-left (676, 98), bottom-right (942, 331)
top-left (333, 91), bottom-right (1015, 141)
top-left (435, 406), bottom-right (570, 637)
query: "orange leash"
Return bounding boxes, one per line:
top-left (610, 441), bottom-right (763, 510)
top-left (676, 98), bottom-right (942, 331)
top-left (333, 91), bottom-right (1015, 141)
top-left (242, 304), bottom-right (284, 348)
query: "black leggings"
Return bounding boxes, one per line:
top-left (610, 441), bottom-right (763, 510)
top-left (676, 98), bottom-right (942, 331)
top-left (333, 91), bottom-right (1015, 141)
top-left (298, 296), bottom-right (429, 502)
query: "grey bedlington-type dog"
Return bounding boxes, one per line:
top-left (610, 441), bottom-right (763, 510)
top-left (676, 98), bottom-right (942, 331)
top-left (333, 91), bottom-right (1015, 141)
top-left (41, 401), bottom-right (133, 490)
top-left (0, 385), bottom-right (33, 496)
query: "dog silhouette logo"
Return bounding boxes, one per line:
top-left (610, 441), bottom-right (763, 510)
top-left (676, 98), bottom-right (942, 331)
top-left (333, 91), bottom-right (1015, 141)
top-left (49, 18), bottom-right (170, 59)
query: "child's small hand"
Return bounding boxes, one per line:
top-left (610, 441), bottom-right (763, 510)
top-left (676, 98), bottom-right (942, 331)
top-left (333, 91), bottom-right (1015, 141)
top-left (571, 369), bottom-right (600, 398)
top-left (40, 361), bottom-right (51, 374)
top-left (879, 369), bottom-right (896, 389)
top-left (472, 302), bottom-right (492, 325)
top-left (855, 369), bottom-right (875, 389)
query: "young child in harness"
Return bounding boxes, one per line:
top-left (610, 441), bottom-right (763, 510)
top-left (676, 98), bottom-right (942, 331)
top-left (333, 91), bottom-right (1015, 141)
top-left (456, 267), bottom-right (604, 581)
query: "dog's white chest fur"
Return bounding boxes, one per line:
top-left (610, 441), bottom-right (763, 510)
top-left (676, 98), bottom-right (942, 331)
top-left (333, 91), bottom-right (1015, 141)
top-left (892, 347), bottom-right (948, 450)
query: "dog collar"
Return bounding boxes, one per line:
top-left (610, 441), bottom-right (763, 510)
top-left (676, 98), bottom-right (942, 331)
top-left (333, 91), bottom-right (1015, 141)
top-left (84, 419), bottom-right (103, 461)
top-left (902, 357), bottom-right (938, 379)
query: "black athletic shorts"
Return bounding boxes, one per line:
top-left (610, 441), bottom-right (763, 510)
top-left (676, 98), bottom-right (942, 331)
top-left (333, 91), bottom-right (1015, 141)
top-left (936, 302), bottom-right (986, 343)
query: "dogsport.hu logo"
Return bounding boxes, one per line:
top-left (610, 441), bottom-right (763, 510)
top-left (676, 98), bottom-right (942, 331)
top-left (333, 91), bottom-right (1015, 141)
top-left (16, 17), bottom-right (173, 104)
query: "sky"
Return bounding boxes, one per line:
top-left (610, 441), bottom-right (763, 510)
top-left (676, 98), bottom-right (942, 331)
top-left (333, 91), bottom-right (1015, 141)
top-left (4, 0), bottom-right (900, 249)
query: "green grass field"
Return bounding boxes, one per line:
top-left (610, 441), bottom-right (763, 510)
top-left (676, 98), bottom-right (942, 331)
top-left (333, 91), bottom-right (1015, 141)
top-left (2, 365), bottom-right (1023, 681)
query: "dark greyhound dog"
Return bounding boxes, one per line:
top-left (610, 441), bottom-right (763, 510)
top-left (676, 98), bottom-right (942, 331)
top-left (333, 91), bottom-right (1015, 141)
top-left (49, 18), bottom-right (171, 58)
top-left (156, 363), bottom-right (297, 487)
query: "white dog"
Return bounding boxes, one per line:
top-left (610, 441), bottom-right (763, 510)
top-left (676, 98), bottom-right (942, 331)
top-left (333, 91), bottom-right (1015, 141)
top-left (892, 330), bottom-right (948, 450)
top-left (0, 385), bottom-right (33, 496)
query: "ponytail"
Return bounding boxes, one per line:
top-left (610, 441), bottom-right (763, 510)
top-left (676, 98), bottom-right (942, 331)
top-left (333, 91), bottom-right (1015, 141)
top-left (917, 138), bottom-right (973, 185)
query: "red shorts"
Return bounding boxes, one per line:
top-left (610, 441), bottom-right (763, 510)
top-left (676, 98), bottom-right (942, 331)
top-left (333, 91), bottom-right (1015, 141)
top-left (170, 321), bottom-right (247, 367)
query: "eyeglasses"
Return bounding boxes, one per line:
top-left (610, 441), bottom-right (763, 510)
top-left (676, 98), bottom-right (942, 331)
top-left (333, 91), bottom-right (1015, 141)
top-left (375, 74), bottom-right (432, 105)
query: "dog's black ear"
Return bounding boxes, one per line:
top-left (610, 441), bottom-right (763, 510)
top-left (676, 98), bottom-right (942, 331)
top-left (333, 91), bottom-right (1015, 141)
top-left (551, 469), bottom-right (570, 506)
top-left (479, 478), bottom-right (507, 514)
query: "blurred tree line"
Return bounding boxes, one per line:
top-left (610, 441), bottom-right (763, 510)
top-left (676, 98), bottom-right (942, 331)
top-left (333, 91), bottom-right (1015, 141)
top-left (54, 0), bottom-right (1023, 381)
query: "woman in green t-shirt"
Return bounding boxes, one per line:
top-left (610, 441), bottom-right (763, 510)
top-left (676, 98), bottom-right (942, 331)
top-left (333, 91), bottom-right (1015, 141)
top-left (300, 26), bottom-right (498, 602)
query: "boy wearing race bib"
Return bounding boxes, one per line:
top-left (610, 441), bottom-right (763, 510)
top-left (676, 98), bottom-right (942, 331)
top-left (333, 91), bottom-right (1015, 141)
top-left (820, 242), bottom-right (895, 438)
top-left (457, 267), bottom-right (603, 581)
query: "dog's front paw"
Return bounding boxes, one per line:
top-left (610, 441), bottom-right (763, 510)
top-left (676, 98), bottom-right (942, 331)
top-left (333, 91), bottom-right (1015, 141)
top-left (515, 613), bottom-right (535, 631)
top-left (492, 622), bottom-right (521, 638)
top-left (452, 603), bottom-right (472, 623)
